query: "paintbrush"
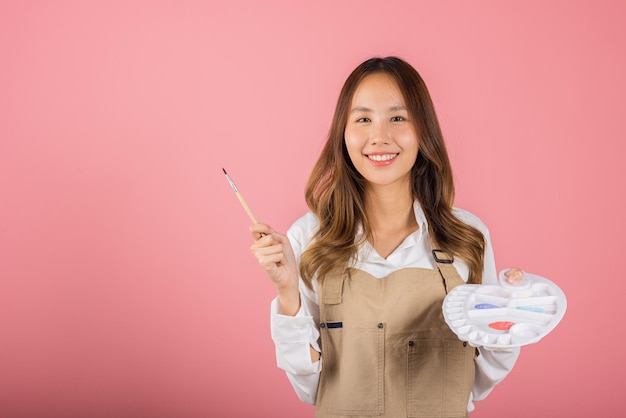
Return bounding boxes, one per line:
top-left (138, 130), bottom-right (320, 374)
top-left (222, 168), bottom-right (260, 224)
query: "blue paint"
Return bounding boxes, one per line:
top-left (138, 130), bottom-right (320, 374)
top-left (475, 303), bottom-right (500, 309)
top-left (517, 306), bottom-right (547, 313)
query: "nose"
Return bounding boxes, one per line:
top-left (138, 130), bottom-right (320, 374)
top-left (369, 121), bottom-right (391, 145)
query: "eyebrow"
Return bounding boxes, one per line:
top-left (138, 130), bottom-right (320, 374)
top-left (350, 105), bottom-right (408, 113)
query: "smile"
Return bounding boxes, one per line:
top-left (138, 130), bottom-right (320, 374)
top-left (367, 153), bottom-right (398, 162)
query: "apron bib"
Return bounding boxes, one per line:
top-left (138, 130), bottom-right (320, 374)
top-left (315, 251), bottom-right (475, 418)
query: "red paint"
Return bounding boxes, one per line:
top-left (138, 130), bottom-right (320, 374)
top-left (489, 321), bottom-right (515, 331)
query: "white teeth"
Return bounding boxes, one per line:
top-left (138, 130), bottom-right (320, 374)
top-left (368, 153), bottom-right (398, 161)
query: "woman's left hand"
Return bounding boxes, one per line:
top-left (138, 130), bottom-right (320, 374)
top-left (504, 267), bottom-right (524, 285)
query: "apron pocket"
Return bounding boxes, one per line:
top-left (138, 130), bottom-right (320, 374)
top-left (320, 322), bottom-right (384, 416)
top-left (406, 339), bottom-right (474, 418)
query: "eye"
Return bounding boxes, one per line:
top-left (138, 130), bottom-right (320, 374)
top-left (390, 116), bottom-right (406, 122)
top-left (356, 117), bottom-right (371, 123)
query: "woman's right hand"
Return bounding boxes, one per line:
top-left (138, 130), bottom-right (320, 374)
top-left (250, 223), bottom-right (300, 315)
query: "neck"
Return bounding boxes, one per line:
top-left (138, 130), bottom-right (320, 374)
top-left (364, 182), bottom-right (417, 235)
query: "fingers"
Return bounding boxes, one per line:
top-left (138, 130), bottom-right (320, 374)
top-left (251, 237), bottom-right (283, 258)
top-left (248, 224), bottom-right (296, 285)
top-left (256, 251), bottom-right (286, 269)
top-left (250, 233), bottom-right (286, 267)
top-left (504, 267), bottom-right (524, 285)
top-left (250, 223), bottom-right (272, 240)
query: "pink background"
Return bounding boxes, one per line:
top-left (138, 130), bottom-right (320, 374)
top-left (1, 1), bottom-right (625, 417)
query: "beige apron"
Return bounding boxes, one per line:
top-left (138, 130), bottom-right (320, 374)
top-left (316, 250), bottom-right (475, 418)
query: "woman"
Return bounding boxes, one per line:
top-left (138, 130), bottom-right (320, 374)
top-left (250, 56), bottom-right (521, 417)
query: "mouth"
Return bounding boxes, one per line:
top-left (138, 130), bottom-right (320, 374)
top-left (366, 153), bottom-right (399, 163)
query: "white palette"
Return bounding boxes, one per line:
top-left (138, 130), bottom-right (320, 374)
top-left (443, 270), bottom-right (567, 348)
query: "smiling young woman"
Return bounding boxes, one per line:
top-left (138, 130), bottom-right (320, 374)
top-left (249, 56), bottom-right (522, 417)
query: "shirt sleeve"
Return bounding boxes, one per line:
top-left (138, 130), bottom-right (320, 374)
top-left (269, 212), bottom-right (322, 405)
top-left (469, 215), bottom-right (521, 405)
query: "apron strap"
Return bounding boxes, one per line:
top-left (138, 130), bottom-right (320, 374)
top-left (431, 249), bottom-right (465, 293)
top-left (321, 269), bottom-right (347, 305)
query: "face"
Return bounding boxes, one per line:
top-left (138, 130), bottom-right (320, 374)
top-left (344, 73), bottom-right (419, 191)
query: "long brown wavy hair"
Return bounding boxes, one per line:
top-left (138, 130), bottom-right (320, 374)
top-left (300, 56), bottom-right (485, 289)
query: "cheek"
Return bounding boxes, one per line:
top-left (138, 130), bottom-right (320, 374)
top-left (402, 131), bottom-right (419, 158)
top-left (343, 131), bottom-right (362, 159)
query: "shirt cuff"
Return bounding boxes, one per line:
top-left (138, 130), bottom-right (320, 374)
top-left (270, 297), bottom-right (322, 375)
top-left (472, 345), bottom-right (521, 401)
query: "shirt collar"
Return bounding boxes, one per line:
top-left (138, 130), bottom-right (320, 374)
top-left (412, 200), bottom-right (429, 232)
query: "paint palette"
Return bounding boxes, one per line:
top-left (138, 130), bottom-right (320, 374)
top-left (443, 270), bottom-right (567, 348)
